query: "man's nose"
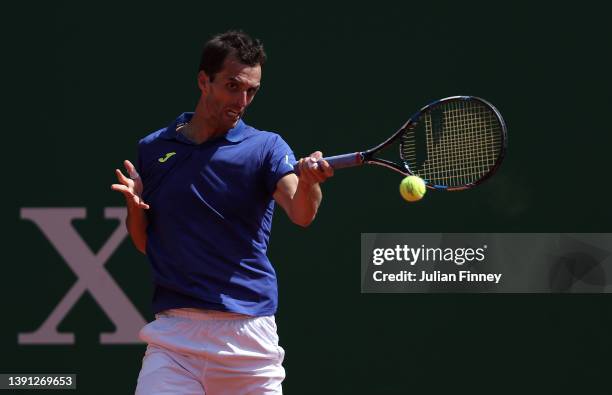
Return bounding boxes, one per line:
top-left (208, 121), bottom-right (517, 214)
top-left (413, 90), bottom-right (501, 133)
top-left (236, 91), bottom-right (248, 107)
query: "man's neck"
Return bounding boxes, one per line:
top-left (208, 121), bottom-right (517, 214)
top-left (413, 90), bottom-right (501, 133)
top-left (182, 104), bottom-right (230, 144)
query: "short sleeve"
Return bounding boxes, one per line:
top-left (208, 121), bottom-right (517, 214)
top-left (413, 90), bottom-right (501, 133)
top-left (264, 134), bottom-right (296, 194)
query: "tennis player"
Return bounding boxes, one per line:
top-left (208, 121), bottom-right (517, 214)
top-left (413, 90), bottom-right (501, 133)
top-left (111, 30), bottom-right (333, 394)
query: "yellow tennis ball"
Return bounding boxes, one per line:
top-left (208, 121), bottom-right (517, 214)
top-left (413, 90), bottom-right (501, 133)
top-left (399, 176), bottom-right (426, 202)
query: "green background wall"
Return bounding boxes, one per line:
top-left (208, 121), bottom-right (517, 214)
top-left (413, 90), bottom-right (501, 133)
top-left (4, 1), bottom-right (611, 393)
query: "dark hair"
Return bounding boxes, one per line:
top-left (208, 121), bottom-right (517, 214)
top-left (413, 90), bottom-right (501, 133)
top-left (199, 30), bottom-right (266, 81)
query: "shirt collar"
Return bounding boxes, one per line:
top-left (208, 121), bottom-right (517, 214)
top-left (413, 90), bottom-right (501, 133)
top-left (160, 112), bottom-right (248, 143)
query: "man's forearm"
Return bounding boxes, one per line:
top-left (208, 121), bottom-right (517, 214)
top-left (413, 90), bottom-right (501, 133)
top-left (289, 180), bottom-right (322, 227)
top-left (126, 202), bottom-right (148, 254)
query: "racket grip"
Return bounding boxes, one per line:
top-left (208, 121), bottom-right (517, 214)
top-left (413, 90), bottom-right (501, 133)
top-left (293, 152), bottom-right (363, 175)
top-left (322, 152), bottom-right (364, 169)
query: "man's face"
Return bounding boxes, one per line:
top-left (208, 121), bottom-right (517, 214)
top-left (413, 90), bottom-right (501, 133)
top-left (198, 54), bottom-right (261, 131)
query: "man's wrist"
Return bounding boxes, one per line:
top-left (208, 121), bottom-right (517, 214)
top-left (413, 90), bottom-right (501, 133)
top-left (126, 198), bottom-right (144, 211)
top-left (297, 177), bottom-right (318, 189)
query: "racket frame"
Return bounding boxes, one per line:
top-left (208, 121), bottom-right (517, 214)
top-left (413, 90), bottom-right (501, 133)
top-left (321, 96), bottom-right (507, 191)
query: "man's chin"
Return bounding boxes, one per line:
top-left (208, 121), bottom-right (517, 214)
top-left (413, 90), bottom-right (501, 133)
top-left (226, 117), bottom-right (240, 129)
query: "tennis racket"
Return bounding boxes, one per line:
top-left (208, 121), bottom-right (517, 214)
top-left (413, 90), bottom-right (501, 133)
top-left (300, 96), bottom-right (507, 191)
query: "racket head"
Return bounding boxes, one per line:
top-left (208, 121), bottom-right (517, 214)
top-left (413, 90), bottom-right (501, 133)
top-left (366, 96), bottom-right (507, 190)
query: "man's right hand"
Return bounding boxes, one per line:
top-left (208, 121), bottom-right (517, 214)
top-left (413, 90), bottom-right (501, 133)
top-left (111, 160), bottom-right (150, 210)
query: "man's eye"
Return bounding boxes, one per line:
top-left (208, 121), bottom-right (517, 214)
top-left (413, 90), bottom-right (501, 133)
top-left (227, 83), bottom-right (237, 90)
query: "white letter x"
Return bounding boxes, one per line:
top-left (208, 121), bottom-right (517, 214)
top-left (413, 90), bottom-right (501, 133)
top-left (19, 207), bottom-right (146, 344)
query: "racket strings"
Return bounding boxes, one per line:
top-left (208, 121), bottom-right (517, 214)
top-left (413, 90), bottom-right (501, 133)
top-left (401, 100), bottom-right (503, 187)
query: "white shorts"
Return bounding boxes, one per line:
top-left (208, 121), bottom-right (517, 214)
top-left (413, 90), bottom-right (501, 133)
top-left (135, 308), bottom-right (285, 395)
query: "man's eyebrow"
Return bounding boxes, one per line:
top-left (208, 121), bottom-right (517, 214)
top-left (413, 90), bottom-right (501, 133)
top-left (228, 76), bottom-right (260, 88)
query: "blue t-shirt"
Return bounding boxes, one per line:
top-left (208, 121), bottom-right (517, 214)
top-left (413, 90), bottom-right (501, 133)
top-left (137, 113), bottom-right (296, 316)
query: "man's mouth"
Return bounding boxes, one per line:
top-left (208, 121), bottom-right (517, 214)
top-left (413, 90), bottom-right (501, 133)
top-left (226, 109), bottom-right (242, 119)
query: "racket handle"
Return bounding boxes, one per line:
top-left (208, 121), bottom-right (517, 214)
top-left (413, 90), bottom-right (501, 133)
top-left (293, 152), bottom-right (363, 175)
top-left (322, 152), bottom-right (364, 169)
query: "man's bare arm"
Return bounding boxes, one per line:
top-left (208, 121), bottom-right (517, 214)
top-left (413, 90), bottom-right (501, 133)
top-left (273, 151), bottom-right (333, 227)
top-left (111, 160), bottom-right (149, 254)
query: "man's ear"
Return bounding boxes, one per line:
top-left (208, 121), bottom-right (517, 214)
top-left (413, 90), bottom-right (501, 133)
top-left (197, 70), bottom-right (209, 93)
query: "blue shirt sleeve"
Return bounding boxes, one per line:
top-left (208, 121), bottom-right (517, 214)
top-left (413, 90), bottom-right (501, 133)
top-left (265, 134), bottom-right (296, 194)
